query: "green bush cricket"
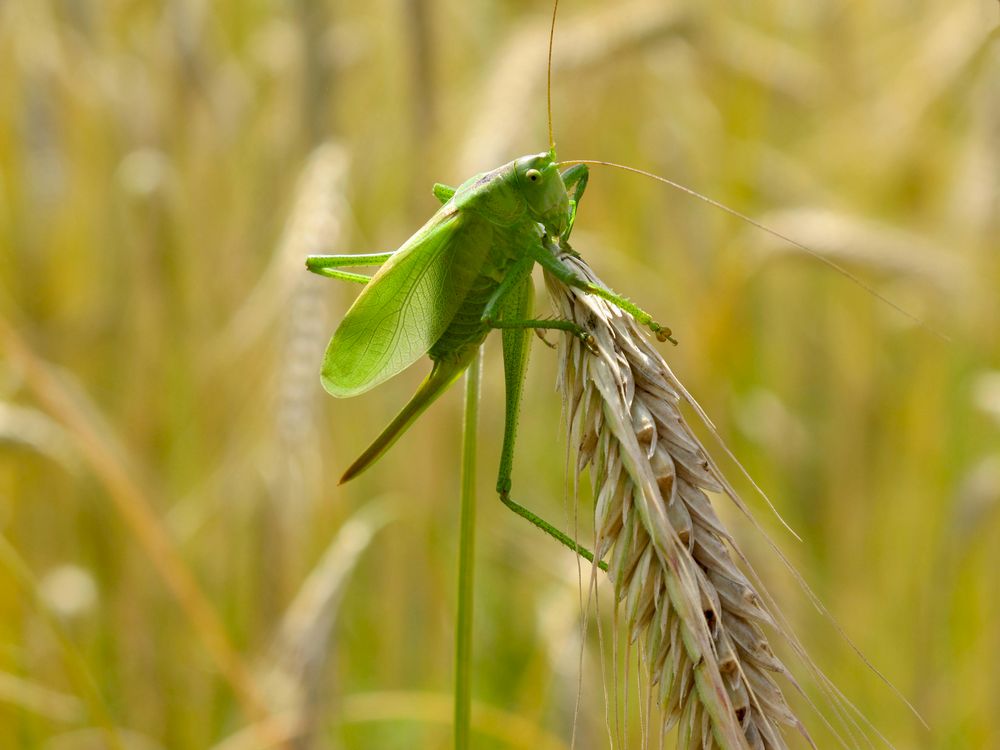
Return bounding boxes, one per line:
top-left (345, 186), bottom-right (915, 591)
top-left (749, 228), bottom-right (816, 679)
top-left (304, 143), bottom-right (676, 566)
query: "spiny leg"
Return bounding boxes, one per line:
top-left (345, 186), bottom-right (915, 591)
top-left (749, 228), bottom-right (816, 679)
top-left (489, 317), bottom-right (598, 351)
top-left (499, 497), bottom-right (607, 571)
top-left (495, 273), bottom-right (608, 572)
top-left (305, 251), bottom-right (395, 284)
top-left (531, 239), bottom-right (678, 345)
top-left (481, 257), bottom-right (597, 352)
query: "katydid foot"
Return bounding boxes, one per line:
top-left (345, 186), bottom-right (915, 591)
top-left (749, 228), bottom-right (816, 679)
top-left (498, 491), bottom-right (608, 572)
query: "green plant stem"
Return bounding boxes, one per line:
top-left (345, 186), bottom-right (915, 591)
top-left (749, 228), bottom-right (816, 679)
top-left (454, 347), bottom-right (482, 750)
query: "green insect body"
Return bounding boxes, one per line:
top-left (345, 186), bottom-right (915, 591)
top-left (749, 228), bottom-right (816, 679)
top-left (307, 149), bottom-right (671, 561)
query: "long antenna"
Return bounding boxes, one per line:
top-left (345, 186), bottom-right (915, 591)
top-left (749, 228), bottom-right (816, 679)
top-left (561, 159), bottom-right (950, 342)
top-left (547, 0), bottom-right (560, 152)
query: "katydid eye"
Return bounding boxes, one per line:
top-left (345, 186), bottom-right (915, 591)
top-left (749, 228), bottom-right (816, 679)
top-left (526, 169), bottom-right (541, 182)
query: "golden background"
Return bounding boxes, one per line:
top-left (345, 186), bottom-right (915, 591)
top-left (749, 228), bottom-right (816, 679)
top-left (1, 1), bottom-right (998, 747)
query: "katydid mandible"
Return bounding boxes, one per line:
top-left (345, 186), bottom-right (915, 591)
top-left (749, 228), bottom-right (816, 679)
top-left (305, 151), bottom-right (674, 566)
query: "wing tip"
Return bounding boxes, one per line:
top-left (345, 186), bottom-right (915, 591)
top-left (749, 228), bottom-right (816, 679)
top-left (320, 372), bottom-right (361, 398)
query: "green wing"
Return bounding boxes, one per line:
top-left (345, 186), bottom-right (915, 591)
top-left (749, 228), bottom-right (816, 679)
top-left (321, 207), bottom-right (490, 397)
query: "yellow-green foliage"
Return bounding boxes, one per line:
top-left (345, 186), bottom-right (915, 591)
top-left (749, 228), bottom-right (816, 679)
top-left (0, 1), bottom-right (997, 748)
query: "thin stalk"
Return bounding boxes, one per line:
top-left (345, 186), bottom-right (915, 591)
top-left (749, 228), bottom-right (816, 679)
top-left (454, 347), bottom-right (482, 750)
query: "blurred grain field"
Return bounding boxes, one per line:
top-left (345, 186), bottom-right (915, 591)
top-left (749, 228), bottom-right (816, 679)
top-left (1, 1), bottom-right (998, 748)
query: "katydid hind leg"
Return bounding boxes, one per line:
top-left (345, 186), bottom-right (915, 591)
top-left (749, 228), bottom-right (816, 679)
top-left (339, 357), bottom-right (470, 484)
top-left (496, 275), bottom-right (607, 570)
top-left (495, 275), bottom-right (532, 497)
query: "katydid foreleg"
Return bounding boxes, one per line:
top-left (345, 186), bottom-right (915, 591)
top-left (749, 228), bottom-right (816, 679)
top-left (495, 273), bottom-right (608, 571)
top-left (305, 252), bottom-right (395, 284)
top-left (532, 240), bottom-right (678, 344)
top-left (559, 163), bottom-right (589, 242)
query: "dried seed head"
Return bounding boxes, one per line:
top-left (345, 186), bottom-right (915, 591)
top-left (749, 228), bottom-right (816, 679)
top-left (545, 251), bottom-right (812, 749)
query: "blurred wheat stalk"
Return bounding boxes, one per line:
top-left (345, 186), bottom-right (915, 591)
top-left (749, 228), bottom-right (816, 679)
top-left (546, 251), bottom-right (852, 749)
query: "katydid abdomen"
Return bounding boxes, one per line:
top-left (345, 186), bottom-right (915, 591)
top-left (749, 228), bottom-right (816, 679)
top-left (341, 199), bottom-right (543, 482)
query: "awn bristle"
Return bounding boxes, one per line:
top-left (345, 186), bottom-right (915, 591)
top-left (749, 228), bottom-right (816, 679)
top-left (545, 250), bottom-right (813, 750)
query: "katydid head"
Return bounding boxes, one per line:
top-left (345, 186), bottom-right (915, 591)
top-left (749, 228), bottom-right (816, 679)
top-left (514, 152), bottom-right (570, 236)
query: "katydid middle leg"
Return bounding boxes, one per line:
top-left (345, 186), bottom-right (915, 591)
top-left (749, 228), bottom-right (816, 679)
top-left (310, 182), bottom-right (456, 284)
top-left (481, 258), bottom-right (598, 352)
top-left (488, 273), bottom-right (607, 570)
